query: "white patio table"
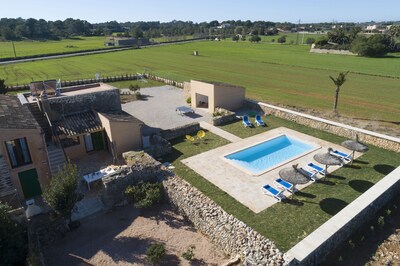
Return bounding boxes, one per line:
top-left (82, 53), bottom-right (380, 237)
top-left (83, 167), bottom-right (116, 191)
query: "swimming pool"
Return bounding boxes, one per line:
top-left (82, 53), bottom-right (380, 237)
top-left (224, 134), bottom-right (318, 175)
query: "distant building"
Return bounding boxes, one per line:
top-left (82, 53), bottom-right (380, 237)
top-left (217, 23), bottom-right (231, 29)
top-left (104, 37), bottom-right (151, 47)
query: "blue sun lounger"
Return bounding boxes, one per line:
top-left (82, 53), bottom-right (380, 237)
top-left (274, 178), bottom-right (294, 193)
top-left (307, 163), bottom-right (326, 175)
top-left (331, 150), bottom-right (352, 163)
top-left (261, 184), bottom-right (284, 202)
top-left (255, 115), bottom-right (265, 126)
top-left (242, 115), bottom-right (253, 127)
top-left (299, 167), bottom-right (317, 182)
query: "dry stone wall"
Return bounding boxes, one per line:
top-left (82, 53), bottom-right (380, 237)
top-left (160, 122), bottom-right (200, 141)
top-left (163, 173), bottom-right (285, 265)
top-left (246, 100), bottom-right (400, 152)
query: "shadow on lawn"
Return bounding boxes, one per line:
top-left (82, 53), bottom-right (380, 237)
top-left (319, 198), bottom-right (348, 215)
top-left (348, 180), bottom-right (374, 193)
top-left (373, 164), bottom-right (396, 175)
top-left (296, 191), bottom-right (316, 199)
top-left (316, 179), bottom-right (335, 186)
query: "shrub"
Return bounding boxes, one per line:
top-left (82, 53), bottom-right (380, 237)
top-left (271, 39), bottom-right (275, 43)
top-left (351, 34), bottom-right (391, 57)
top-left (186, 97), bottom-right (191, 104)
top-left (129, 84), bottom-right (140, 92)
top-left (125, 182), bottom-right (163, 208)
top-left (306, 37), bottom-right (315, 45)
top-left (182, 245), bottom-right (195, 261)
top-left (277, 36), bottom-right (286, 44)
top-left (146, 243), bottom-right (165, 264)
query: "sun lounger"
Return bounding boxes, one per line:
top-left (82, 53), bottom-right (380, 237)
top-left (307, 162), bottom-right (326, 175)
top-left (274, 178), bottom-right (294, 193)
top-left (299, 167), bottom-right (317, 182)
top-left (255, 115), bottom-right (265, 126)
top-left (242, 115), bottom-right (253, 127)
top-left (331, 149), bottom-right (352, 163)
top-left (261, 184), bottom-right (284, 202)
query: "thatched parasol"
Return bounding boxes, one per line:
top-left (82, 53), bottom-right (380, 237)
top-left (341, 135), bottom-right (369, 164)
top-left (279, 164), bottom-right (310, 197)
top-left (313, 148), bottom-right (343, 179)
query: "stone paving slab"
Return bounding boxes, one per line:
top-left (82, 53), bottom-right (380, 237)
top-left (182, 127), bottom-right (360, 213)
top-left (199, 121), bottom-right (242, 143)
top-left (122, 86), bottom-right (211, 132)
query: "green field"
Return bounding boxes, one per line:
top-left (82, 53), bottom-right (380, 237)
top-left (0, 36), bottom-right (108, 59)
top-left (260, 32), bottom-right (326, 44)
top-left (1, 41), bottom-right (399, 126)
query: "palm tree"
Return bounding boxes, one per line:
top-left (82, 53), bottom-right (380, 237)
top-left (329, 71), bottom-right (349, 113)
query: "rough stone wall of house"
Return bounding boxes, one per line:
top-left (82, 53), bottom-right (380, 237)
top-left (245, 100), bottom-right (400, 152)
top-left (160, 123), bottom-right (200, 141)
top-left (48, 89), bottom-right (121, 116)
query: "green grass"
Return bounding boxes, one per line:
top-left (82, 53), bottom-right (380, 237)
top-left (0, 36), bottom-right (108, 59)
top-left (162, 117), bottom-right (400, 251)
top-left (107, 79), bottom-right (165, 89)
top-left (260, 32), bottom-right (326, 44)
top-left (1, 41), bottom-right (399, 125)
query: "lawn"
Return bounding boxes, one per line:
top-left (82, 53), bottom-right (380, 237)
top-left (0, 36), bottom-right (109, 59)
top-left (162, 116), bottom-right (400, 252)
top-left (1, 41), bottom-right (399, 125)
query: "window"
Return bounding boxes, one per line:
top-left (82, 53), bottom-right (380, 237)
top-left (5, 138), bottom-right (32, 168)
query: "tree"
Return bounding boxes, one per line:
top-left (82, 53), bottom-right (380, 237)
top-left (329, 71), bottom-right (349, 113)
top-left (351, 35), bottom-right (391, 57)
top-left (43, 162), bottom-right (79, 224)
top-left (0, 78), bottom-right (7, 94)
top-left (241, 35), bottom-right (246, 41)
top-left (0, 202), bottom-right (27, 265)
top-left (232, 35), bottom-right (239, 42)
top-left (277, 35), bottom-right (286, 43)
top-left (249, 35), bottom-right (261, 43)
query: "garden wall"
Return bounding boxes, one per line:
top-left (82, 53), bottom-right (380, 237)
top-left (285, 166), bottom-right (400, 265)
top-left (310, 48), bottom-right (356, 56)
top-left (162, 172), bottom-right (284, 265)
top-left (160, 122), bottom-right (200, 141)
top-left (245, 100), bottom-right (400, 152)
top-left (211, 113), bottom-right (238, 126)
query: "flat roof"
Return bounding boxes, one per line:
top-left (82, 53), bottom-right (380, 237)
top-left (195, 80), bottom-right (245, 89)
top-left (25, 83), bottom-right (116, 103)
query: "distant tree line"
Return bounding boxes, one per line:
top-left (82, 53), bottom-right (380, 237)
top-left (314, 26), bottom-right (400, 57)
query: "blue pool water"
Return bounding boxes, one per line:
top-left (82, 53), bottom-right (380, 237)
top-left (225, 135), bottom-right (316, 175)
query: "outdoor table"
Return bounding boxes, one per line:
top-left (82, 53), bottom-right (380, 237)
top-left (176, 106), bottom-right (195, 116)
top-left (83, 167), bottom-right (116, 191)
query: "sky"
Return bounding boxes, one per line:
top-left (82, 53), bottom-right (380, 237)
top-left (0, 0), bottom-right (398, 24)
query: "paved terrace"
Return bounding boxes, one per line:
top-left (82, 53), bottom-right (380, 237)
top-left (122, 86), bottom-right (211, 133)
top-left (182, 127), bottom-right (360, 213)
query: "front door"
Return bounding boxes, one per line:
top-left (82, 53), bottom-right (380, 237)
top-left (18, 168), bottom-right (42, 199)
top-left (84, 132), bottom-right (104, 152)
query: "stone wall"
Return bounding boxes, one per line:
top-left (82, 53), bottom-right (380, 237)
top-left (101, 151), bottom-right (162, 209)
top-left (163, 173), bottom-right (285, 265)
top-left (245, 100), bottom-right (400, 152)
top-left (144, 135), bottom-right (172, 158)
top-left (160, 122), bottom-right (200, 141)
top-left (211, 108), bottom-right (238, 126)
top-left (310, 48), bottom-right (356, 56)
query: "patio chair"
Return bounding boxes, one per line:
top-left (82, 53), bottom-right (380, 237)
top-left (255, 115), bottom-right (265, 126)
top-left (307, 162), bottom-right (326, 176)
top-left (299, 167), bottom-right (317, 182)
top-left (242, 115), bottom-right (253, 127)
top-left (331, 149), bottom-right (352, 164)
top-left (261, 184), bottom-right (284, 202)
top-left (274, 178), bottom-right (294, 193)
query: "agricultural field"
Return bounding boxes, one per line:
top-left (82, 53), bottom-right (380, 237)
top-left (260, 32), bottom-right (326, 44)
top-left (1, 40), bottom-right (399, 129)
top-left (0, 36), bottom-right (108, 59)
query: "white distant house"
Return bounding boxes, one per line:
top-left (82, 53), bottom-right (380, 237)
top-left (366, 25), bottom-right (377, 31)
top-left (217, 23), bottom-right (231, 29)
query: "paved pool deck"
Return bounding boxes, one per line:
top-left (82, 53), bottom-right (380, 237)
top-left (182, 127), bottom-right (360, 213)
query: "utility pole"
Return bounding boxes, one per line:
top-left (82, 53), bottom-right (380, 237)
top-left (296, 19), bottom-right (300, 45)
top-left (11, 40), bottom-right (17, 58)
